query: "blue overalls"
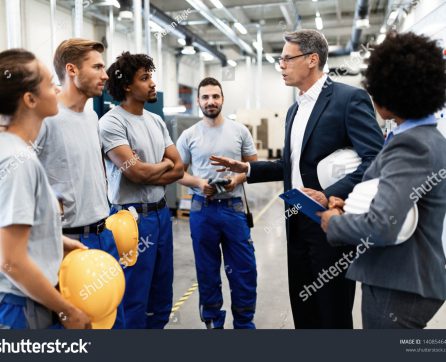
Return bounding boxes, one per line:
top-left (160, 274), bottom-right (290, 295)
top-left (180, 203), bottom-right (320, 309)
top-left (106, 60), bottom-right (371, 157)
top-left (0, 228), bottom-right (125, 330)
top-left (190, 195), bottom-right (257, 329)
top-left (110, 199), bottom-right (173, 329)
top-left (0, 293), bottom-right (62, 329)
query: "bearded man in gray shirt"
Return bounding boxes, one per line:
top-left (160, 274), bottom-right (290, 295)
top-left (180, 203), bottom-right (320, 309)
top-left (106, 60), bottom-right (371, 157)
top-left (36, 39), bottom-right (125, 328)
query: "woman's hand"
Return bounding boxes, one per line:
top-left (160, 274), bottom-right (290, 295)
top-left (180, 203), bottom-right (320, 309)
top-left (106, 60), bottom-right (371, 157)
top-left (60, 305), bottom-right (92, 329)
top-left (62, 236), bottom-right (87, 257)
top-left (318, 208), bottom-right (343, 233)
top-left (328, 196), bottom-right (345, 210)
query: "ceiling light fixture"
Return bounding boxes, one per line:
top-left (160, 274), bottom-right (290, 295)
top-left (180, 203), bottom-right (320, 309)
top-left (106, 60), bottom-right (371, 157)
top-left (209, 0), bottom-right (224, 9)
top-left (181, 45), bottom-right (196, 55)
top-left (315, 13), bottom-right (323, 30)
top-left (234, 22), bottom-right (247, 35)
top-left (227, 59), bottom-right (237, 67)
top-left (201, 52), bottom-right (214, 61)
top-left (265, 54), bottom-right (275, 64)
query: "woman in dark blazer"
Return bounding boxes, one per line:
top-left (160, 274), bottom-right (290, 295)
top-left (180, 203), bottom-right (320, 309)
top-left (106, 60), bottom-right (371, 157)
top-left (320, 32), bottom-right (446, 328)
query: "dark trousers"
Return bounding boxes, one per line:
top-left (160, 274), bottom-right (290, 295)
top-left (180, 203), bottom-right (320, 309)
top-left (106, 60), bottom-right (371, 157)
top-left (361, 284), bottom-right (444, 329)
top-left (287, 214), bottom-right (356, 328)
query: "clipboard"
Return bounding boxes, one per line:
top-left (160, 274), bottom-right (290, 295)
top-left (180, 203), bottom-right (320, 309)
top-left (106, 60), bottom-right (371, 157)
top-left (279, 188), bottom-right (327, 224)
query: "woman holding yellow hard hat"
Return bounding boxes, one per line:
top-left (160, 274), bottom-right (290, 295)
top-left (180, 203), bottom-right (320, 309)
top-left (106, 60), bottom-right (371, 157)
top-left (0, 49), bottom-right (91, 329)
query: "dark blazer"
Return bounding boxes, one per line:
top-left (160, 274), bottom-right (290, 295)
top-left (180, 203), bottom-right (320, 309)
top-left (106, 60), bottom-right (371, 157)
top-left (248, 77), bottom-right (384, 210)
top-left (327, 125), bottom-right (446, 300)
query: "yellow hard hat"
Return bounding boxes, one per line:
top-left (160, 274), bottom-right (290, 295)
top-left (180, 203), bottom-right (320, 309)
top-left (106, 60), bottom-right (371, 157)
top-left (105, 210), bottom-right (139, 267)
top-left (58, 249), bottom-right (125, 329)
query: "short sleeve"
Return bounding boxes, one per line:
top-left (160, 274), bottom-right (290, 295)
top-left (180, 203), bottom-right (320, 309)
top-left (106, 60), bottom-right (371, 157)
top-left (241, 125), bottom-right (257, 157)
top-left (157, 116), bottom-right (174, 149)
top-left (0, 156), bottom-right (37, 227)
top-left (176, 131), bottom-right (191, 165)
top-left (99, 115), bottom-right (130, 154)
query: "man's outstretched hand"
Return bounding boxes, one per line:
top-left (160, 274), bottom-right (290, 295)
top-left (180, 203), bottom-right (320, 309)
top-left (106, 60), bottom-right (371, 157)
top-left (209, 155), bottom-right (249, 174)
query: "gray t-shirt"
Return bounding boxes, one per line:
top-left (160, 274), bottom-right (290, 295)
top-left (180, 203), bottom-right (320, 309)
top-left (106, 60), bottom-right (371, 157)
top-left (176, 119), bottom-right (256, 198)
top-left (0, 133), bottom-right (63, 296)
top-left (36, 104), bottom-right (110, 228)
top-left (99, 106), bottom-right (174, 204)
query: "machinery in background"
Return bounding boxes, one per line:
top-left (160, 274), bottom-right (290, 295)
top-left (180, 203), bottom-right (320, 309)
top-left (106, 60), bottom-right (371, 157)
top-left (235, 109), bottom-right (286, 160)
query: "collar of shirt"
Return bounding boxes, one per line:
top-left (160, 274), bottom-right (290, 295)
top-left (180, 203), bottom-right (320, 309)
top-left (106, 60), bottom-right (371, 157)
top-left (393, 114), bottom-right (437, 136)
top-left (296, 74), bottom-right (328, 106)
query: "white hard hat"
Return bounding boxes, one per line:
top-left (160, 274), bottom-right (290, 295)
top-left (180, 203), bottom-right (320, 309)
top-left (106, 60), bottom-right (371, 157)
top-left (317, 148), bottom-right (362, 189)
top-left (344, 178), bottom-right (418, 244)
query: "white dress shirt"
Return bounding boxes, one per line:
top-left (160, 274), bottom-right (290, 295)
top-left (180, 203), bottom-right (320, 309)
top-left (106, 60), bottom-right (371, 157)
top-left (290, 74), bottom-right (327, 188)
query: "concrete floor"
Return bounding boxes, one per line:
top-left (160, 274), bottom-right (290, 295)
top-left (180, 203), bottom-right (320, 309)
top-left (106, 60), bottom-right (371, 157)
top-left (166, 181), bottom-right (446, 329)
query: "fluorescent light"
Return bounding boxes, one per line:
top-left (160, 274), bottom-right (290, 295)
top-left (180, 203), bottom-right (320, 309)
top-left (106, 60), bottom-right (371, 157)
top-left (163, 106), bottom-right (187, 115)
top-left (315, 15), bottom-right (323, 30)
top-left (265, 54), bottom-right (275, 64)
top-left (380, 25), bottom-right (386, 33)
top-left (387, 10), bottom-right (398, 25)
top-left (376, 34), bottom-right (386, 44)
top-left (275, 63), bottom-right (281, 72)
top-left (209, 0), bottom-right (224, 9)
top-left (95, 1), bottom-right (121, 8)
top-left (316, 11), bottom-right (320, 17)
top-left (177, 38), bottom-right (186, 46)
top-left (227, 59), bottom-right (237, 67)
top-left (234, 22), bottom-right (247, 35)
top-left (201, 52), bottom-right (214, 61)
top-left (355, 18), bottom-right (370, 29)
top-left (228, 114), bottom-right (237, 120)
top-left (312, 0), bottom-right (318, 2)
top-left (181, 46), bottom-right (196, 55)
top-left (118, 10), bottom-right (132, 21)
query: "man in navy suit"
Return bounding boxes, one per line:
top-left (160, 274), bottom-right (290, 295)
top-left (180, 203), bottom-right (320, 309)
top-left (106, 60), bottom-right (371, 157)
top-left (210, 29), bottom-right (384, 328)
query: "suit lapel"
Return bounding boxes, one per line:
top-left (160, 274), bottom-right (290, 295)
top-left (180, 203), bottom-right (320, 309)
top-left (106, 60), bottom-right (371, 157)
top-left (300, 78), bottom-right (333, 154)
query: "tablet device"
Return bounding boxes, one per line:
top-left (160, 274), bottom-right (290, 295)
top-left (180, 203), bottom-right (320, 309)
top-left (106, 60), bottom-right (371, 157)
top-left (279, 188), bottom-right (327, 224)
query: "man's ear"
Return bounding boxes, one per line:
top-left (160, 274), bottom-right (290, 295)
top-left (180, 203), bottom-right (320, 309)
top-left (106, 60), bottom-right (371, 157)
top-left (65, 63), bottom-right (77, 78)
top-left (22, 91), bottom-right (37, 109)
top-left (308, 53), bottom-right (320, 69)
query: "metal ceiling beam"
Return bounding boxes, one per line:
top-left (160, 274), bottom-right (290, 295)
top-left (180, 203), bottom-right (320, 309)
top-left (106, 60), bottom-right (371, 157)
top-left (186, 0), bottom-right (254, 55)
top-left (149, 3), bottom-right (228, 65)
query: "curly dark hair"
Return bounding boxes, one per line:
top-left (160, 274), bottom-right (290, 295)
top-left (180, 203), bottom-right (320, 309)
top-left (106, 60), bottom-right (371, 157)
top-left (106, 52), bottom-right (156, 102)
top-left (363, 32), bottom-right (446, 120)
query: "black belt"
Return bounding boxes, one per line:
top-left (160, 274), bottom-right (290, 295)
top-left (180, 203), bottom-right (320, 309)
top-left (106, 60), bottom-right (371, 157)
top-left (63, 219), bottom-right (106, 235)
top-left (113, 198), bottom-right (166, 213)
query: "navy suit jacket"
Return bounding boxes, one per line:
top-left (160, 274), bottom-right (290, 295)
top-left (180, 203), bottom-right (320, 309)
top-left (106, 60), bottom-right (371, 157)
top-left (248, 78), bottom-right (384, 229)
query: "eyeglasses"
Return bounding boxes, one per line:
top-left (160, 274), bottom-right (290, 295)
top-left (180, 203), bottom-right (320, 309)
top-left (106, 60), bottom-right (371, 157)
top-left (277, 53), bottom-right (313, 63)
